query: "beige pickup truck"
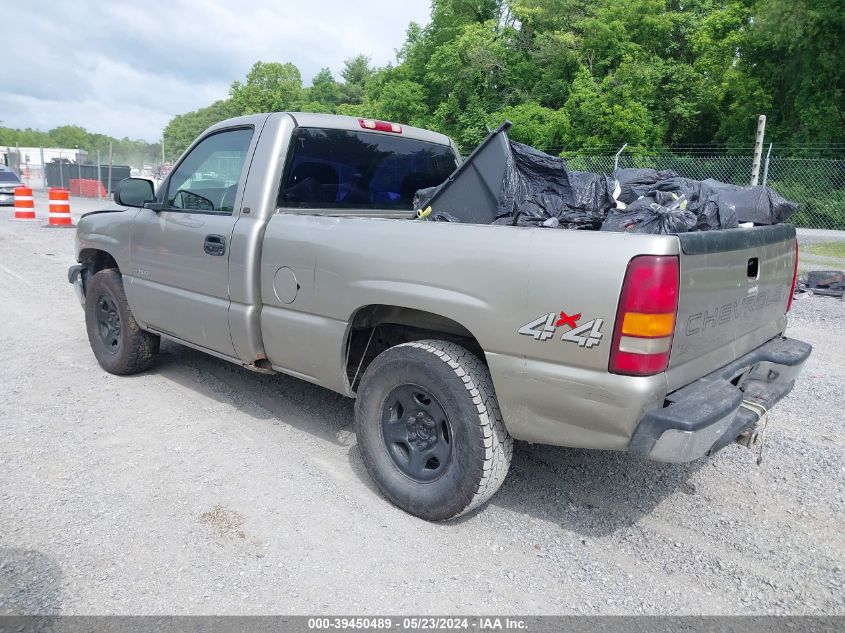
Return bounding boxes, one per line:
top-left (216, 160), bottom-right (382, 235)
top-left (69, 113), bottom-right (811, 520)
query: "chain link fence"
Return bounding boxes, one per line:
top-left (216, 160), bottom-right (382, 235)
top-left (557, 152), bottom-right (845, 231)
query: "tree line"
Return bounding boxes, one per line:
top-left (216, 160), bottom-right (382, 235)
top-left (166, 0), bottom-right (843, 157)
top-left (0, 124), bottom-right (162, 168)
top-left (3, 0), bottom-right (841, 165)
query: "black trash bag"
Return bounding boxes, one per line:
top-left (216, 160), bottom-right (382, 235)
top-left (495, 141), bottom-right (577, 220)
top-left (602, 192), bottom-right (697, 234)
top-left (412, 185), bottom-right (441, 211)
top-left (568, 170), bottom-right (615, 220)
top-left (614, 168), bottom-right (679, 204)
top-left (695, 196), bottom-right (738, 231)
top-left (699, 179), bottom-right (798, 225)
top-left (637, 177), bottom-right (739, 231)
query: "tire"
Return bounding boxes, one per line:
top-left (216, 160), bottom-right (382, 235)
top-left (354, 339), bottom-right (512, 521)
top-left (84, 268), bottom-right (159, 375)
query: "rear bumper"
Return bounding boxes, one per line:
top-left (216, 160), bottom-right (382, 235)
top-left (630, 336), bottom-right (812, 463)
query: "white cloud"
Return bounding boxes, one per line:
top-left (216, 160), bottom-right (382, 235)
top-left (0, 0), bottom-right (431, 141)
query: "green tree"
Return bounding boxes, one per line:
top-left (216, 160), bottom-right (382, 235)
top-left (163, 99), bottom-right (239, 159)
top-left (340, 54), bottom-right (374, 87)
top-left (489, 102), bottom-right (570, 149)
top-left (229, 61), bottom-right (303, 114)
top-left (155, 0), bottom-right (844, 154)
top-left (741, 0), bottom-right (845, 145)
top-left (309, 68), bottom-right (342, 108)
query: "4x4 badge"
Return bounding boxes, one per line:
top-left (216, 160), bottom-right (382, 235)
top-left (519, 311), bottom-right (604, 348)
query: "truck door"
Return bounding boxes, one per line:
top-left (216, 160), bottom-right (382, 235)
top-left (128, 126), bottom-right (255, 356)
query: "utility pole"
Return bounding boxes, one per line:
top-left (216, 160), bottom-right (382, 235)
top-left (750, 115), bottom-right (766, 186)
top-left (161, 136), bottom-right (165, 166)
top-left (39, 147), bottom-right (46, 191)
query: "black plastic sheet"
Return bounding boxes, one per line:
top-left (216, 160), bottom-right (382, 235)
top-left (495, 141), bottom-right (576, 219)
top-left (412, 185), bottom-right (441, 212)
top-left (796, 270), bottom-right (845, 298)
top-left (492, 145), bottom-right (612, 229)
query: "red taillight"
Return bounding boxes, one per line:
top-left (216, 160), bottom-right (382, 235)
top-left (609, 255), bottom-right (680, 377)
top-left (358, 119), bottom-right (403, 134)
top-left (786, 238), bottom-right (799, 313)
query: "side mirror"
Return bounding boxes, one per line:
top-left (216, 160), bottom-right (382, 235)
top-left (114, 178), bottom-right (155, 208)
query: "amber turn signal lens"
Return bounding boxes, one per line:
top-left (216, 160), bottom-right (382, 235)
top-left (621, 312), bottom-right (676, 338)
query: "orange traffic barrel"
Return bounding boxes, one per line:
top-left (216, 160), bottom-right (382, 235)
top-left (10, 186), bottom-right (37, 221)
top-left (47, 188), bottom-right (74, 228)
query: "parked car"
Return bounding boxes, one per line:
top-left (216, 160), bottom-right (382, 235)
top-left (0, 167), bottom-right (22, 206)
top-left (68, 113), bottom-right (811, 521)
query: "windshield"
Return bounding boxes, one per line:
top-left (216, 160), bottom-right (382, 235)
top-left (0, 171), bottom-right (21, 183)
top-left (278, 128), bottom-right (458, 210)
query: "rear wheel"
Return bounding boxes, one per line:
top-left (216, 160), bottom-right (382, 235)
top-left (354, 340), bottom-right (512, 521)
top-left (84, 269), bottom-right (159, 375)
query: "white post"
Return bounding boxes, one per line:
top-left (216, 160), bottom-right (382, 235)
top-left (614, 143), bottom-right (628, 173)
top-left (761, 143), bottom-right (773, 187)
top-left (39, 147), bottom-right (46, 191)
top-left (750, 115), bottom-right (766, 186)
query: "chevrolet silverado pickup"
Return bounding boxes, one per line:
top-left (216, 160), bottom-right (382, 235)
top-left (69, 112), bottom-right (811, 521)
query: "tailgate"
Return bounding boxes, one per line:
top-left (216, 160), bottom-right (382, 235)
top-left (666, 224), bottom-right (796, 392)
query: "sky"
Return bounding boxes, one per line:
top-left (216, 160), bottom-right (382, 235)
top-left (1, 0), bottom-right (432, 142)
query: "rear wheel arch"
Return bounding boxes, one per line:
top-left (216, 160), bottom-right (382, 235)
top-left (343, 304), bottom-right (487, 394)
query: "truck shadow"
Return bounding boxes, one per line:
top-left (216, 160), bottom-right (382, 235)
top-left (479, 441), bottom-right (705, 536)
top-left (152, 341), bottom-right (705, 535)
top-left (152, 340), bottom-right (355, 446)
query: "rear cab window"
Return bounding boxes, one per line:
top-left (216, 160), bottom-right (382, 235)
top-left (278, 128), bottom-right (458, 211)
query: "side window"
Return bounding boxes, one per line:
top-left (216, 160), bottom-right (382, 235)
top-left (165, 128), bottom-right (253, 213)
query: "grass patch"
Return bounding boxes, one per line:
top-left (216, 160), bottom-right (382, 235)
top-left (807, 241), bottom-right (845, 259)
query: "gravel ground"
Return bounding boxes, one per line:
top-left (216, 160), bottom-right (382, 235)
top-left (0, 215), bottom-right (843, 616)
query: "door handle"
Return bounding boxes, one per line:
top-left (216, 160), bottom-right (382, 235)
top-left (204, 234), bottom-right (226, 256)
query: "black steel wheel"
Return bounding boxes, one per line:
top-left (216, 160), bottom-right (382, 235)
top-left (381, 384), bottom-right (453, 483)
top-left (355, 340), bottom-right (512, 521)
top-left (95, 294), bottom-right (122, 355)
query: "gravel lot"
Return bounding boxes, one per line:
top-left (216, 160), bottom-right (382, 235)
top-left (0, 212), bottom-right (843, 615)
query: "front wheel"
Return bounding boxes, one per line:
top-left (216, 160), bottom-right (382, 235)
top-left (84, 269), bottom-right (159, 375)
top-left (354, 340), bottom-right (512, 521)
